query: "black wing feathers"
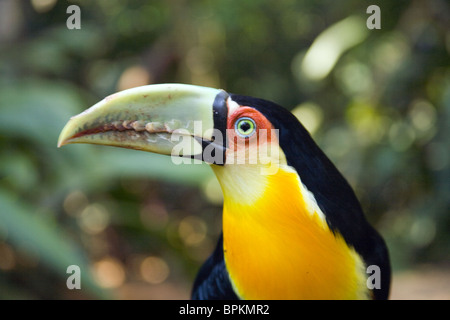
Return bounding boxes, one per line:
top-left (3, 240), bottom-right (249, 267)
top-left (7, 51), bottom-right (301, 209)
top-left (191, 234), bottom-right (239, 300)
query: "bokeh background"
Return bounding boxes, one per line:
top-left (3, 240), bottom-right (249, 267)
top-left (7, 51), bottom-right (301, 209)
top-left (0, 0), bottom-right (449, 300)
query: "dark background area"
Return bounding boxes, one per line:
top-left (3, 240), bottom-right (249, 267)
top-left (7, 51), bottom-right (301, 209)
top-left (0, 0), bottom-right (449, 299)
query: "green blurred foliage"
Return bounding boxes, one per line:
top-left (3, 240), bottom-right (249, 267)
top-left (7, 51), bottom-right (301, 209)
top-left (0, 0), bottom-right (448, 299)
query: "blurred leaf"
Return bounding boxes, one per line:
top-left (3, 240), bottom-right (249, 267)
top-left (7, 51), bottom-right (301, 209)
top-left (0, 189), bottom-right (108, 299)
top-left (0, 79), bottom-right (85, 148)
top-left (298, 15), bottom-right (368, 81)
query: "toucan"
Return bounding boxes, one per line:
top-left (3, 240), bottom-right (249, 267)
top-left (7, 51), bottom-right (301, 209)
top-left (58, 84), bottom-right (391, 300)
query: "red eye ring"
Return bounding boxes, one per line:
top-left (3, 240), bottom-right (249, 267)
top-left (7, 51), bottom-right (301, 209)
top-left (227, 106), bottom-right (275, 148)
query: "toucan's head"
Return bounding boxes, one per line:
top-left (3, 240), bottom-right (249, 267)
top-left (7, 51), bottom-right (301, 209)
top-left (58, 84), bottom-right (316, 203)
top-left (58, 83), bottom-right (339, 211)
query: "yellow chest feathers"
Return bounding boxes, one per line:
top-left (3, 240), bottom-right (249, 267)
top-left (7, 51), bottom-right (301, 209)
top-left (212, 164), bottom-right (370, 300)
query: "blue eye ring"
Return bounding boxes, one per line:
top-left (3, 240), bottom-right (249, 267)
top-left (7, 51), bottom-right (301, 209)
top-left (235, 117), bottom-right (256, 138)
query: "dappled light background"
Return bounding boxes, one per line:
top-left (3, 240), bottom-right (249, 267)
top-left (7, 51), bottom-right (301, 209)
top-left (0, 0), bottom-right (449, 299)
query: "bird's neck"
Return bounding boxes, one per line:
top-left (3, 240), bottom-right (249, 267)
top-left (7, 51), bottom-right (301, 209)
top-left (212, 163), bottom-right (370, 300)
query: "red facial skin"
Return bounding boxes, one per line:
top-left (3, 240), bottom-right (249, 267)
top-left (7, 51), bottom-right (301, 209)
top-left (227, 106), bottom-right (275, 153)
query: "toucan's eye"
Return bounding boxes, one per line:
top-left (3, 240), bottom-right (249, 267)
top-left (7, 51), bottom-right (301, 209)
top-left (235, 117), bottom-right (256, 138)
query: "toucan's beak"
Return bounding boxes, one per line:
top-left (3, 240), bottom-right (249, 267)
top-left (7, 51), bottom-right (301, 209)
top-left (58, 84), bottom-right (229, 164)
